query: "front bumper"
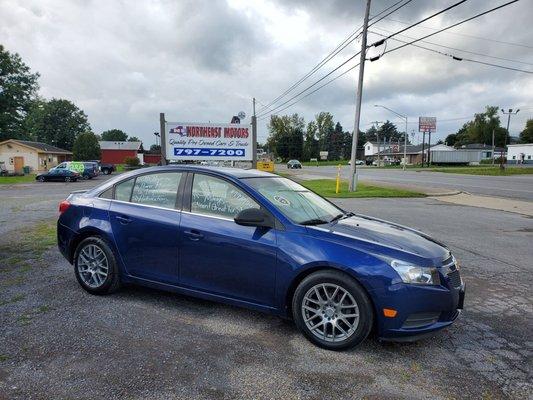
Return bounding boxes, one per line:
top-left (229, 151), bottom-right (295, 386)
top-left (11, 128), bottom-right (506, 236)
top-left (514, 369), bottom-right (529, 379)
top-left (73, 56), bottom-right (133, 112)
top-left (374, 279), bottom-right (465, 340)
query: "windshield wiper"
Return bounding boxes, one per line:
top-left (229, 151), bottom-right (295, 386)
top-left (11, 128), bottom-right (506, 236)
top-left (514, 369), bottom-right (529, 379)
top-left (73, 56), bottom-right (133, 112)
top-left (300, 218), bottom-right (329, 226)
top-left (329, 212), bottom-right (355, 223)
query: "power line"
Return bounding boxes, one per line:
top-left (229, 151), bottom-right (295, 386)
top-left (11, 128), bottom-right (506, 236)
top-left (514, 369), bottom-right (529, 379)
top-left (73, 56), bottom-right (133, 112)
top-left (371, 31), bottom-right (532, 74)
top-left (257, 0), bottom-right (415, 113)
top-left (368, 0), bottom-right (469, 47)
top-left (368, 0), bottom-right (415, 28)
top-left (258, 63), bottom-right (361, 121)
top-left (380, 17), bottom-right (533, 50)
top-left (256, 51), bottom-right (361, 118)
top-left (376, 0), bottom-right (521, 57)
top-left (370, 27), bottom-right (533, 66)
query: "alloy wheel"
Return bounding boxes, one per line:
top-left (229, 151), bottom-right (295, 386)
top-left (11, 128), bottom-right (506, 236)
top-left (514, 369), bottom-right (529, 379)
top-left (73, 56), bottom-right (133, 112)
top-left (301, 283), bottom-right (360, 343)
top-left (77, 244), bottom-right (109, 288)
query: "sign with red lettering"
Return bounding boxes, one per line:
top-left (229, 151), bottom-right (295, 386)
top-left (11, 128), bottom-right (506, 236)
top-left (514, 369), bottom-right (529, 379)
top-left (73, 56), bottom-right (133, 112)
top-left (419, 117), bottom-right (436, 132)
top-left (165, 122), bottom-right (253, 161)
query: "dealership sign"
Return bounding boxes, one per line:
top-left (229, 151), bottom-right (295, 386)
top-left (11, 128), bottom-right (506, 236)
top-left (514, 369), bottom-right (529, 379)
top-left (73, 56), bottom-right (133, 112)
top-left (165, 122), bottom-right (252, 161)
top-left (419, 117), bottom-right (437, 132)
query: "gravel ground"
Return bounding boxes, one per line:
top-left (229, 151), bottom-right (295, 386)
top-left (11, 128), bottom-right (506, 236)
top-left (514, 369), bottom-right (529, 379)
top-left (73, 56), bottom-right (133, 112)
top-left (0, 181), bottom-right (532, 399)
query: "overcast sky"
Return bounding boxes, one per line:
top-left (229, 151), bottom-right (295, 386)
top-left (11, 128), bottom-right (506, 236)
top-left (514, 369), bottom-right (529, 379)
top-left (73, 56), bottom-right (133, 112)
top-left (1, 0), bottom-right (532, 146)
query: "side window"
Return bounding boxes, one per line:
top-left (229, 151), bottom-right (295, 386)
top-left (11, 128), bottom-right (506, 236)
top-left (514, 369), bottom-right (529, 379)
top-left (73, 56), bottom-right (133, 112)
top-left (131, 172), bottom-right (182, 209)
top-left (57, 163), bottom-right (66, 169)
top-left (115, 179), bottom-right (134, 202)
top-left (191, 174), bottom-right (259, 219)
top-left (99, 187), bottom-right (113, 199)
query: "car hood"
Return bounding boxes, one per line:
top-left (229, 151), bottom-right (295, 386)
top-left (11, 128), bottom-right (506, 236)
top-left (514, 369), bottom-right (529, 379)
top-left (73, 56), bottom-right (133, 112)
top-left (310, 214), bottom-right (449, 262)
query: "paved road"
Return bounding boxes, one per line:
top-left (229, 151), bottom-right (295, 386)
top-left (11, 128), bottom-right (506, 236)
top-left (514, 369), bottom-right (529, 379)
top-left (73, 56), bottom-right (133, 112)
top-left (286, 166), bottom-right (533, 201)
top-left (0, 175), bottom-right (115, 235)
top-left (1, 179), bottom-right (532, 398)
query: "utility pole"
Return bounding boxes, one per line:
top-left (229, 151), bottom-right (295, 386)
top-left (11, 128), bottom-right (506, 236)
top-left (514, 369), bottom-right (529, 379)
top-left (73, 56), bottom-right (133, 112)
top-left (492, 128), bottom-right (495, 165)
top-left (372, 121), bottom-right (382, 167)
top-left (349, 0), bottom-right (371, 191)
top-left (159, 113), bottom-right (167, 165)
top-left (403, 117), bottom-right (408, 171)
top-left (501, 108), bottom-right (519, 169)
top-left (252, 98), bottom-right (258, 168)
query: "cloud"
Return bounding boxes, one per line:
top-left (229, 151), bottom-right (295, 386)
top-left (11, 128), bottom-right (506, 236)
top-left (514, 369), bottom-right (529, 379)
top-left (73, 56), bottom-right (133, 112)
top-left (1, 0), bottom-right (531, 146)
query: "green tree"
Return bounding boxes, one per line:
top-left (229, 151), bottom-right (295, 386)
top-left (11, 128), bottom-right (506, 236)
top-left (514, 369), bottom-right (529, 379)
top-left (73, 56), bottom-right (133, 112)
top-left (341, 130), bottom-right (353, 160)
top-left (519, 119), bottom-right (533, 143)
top-left (303, 121), bottom-right (319, 161)
top-left (327, 122), bottom-right (344, 160)
top-left (455, 106), bottom-right (508, 147)
top-left (266, 114), bottom-right (304, 160)
top-left (24, 99), bottom-right (90, 150)
top-left (315, 112), bottom-right (334, 152)
top-left (128, 136), bottom-right (140, 142)
top-left (444, 133), bottom-right (457, 146)
top-left (101, 129), bottom-right (128, 141)
top-left (364, 126), bottom-right (378, 143)
top-left (150, 144), bottom-right (161, 152)
top-left (72, 132), bottom-right (101, 160)
top-left (0, 45), bottom-right (40, 141)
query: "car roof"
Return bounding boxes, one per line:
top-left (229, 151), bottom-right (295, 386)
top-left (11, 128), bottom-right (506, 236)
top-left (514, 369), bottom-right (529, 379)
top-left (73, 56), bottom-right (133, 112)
top-left (127, 165), bottom-right (277, 179)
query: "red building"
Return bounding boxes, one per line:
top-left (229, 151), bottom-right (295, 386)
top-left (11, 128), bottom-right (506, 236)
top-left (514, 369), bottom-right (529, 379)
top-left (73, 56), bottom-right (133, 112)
top-left (99, 141), bottom-right (143, 164)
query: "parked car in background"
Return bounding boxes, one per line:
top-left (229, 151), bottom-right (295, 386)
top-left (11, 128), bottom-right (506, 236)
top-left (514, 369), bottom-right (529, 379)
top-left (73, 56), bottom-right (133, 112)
top-left (348, 160), bottom-right (365, 166)
top-left (57, 166), bottom-right (465, 350)
top-left (36, 169), bottom-right (80, 182)
top-left (88, 160), bottom-right (115, 175)
top-left (287, 159), bottom-right (302, 169)
top-left (82, 162), bottom-right (99, 179)
top-left (52, 161), bottom-right (98, 180)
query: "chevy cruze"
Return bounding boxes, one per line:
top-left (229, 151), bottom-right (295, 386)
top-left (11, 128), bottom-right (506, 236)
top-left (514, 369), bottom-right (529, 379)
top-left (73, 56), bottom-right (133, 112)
top-left (57, 166), bottom-right (465, 350)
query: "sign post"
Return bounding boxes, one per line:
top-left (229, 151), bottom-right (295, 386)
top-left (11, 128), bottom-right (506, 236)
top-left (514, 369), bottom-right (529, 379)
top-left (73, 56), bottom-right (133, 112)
top-left (160, 113), bottom-right (167, 165)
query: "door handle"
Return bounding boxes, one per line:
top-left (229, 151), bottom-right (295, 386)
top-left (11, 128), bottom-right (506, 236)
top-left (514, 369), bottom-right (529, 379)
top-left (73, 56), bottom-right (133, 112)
top-left (115, 215), bottom-right (133, 225)
top-left (184, 230), bottom-right (204, 241)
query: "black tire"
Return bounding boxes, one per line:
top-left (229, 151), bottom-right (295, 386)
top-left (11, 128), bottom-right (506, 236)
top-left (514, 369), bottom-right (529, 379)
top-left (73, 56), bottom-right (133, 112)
top-left (65, 176), bottom-right (71, 182)
top-left (103, 169), bottom-right (111, 175)
top-left (73, 237), bottom-right (121, 295)
top-left (38, 176), bottom-right (45, 182)
top-left (292, 270), bottom-right (374, 350)
top-left (82, 175), bottom-right (89, 180)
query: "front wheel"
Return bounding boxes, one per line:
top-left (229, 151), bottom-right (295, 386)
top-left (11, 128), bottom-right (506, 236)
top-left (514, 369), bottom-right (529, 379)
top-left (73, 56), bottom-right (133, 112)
top-left (38, 176), bottom-right (45, 182)
top-left (292, 270), bottom-right (374, 350)
top-left (73, 237), bottom-right (121, 295)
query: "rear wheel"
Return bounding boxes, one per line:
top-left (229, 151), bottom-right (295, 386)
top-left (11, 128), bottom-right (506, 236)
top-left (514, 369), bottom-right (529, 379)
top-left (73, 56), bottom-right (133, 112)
top-left (73, 237), bottom-right (121, 295)
top-left (65, 176), bottom-right (71, 182)
top-left (292, 270), bottom-right (373, 350)
top-left (38, 176), bottom-right (45, 182)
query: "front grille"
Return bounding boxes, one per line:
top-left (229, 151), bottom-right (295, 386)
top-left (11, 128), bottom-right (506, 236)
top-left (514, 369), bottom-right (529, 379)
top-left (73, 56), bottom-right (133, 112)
top-left (447, 269), bottom-right (462, 289)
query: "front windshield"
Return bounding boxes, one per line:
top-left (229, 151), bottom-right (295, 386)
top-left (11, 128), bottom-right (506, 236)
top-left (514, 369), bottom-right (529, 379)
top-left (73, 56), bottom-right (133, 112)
top-left (244, 177), bottom-right (344, 225)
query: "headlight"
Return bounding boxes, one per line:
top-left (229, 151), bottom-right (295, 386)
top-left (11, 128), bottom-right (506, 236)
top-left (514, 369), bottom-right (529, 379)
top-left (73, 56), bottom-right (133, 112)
top-left (390, 260), bottom-right (440, 285)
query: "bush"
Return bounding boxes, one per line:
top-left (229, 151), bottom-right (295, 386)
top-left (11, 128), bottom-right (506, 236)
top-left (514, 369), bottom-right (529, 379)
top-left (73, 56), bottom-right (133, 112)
top-left (124, 156), bottom-right (140, 167)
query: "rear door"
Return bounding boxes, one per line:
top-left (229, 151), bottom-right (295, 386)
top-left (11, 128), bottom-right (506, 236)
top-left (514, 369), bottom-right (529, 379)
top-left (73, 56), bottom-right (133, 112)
top-left (108, 171), bottom-right (184, 284)
top-left (179, 173), bottom-right (277, 307)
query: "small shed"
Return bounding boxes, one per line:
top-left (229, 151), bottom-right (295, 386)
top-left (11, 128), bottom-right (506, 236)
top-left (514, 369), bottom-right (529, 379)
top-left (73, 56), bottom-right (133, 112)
top-left (0, 139), bottom-right (72, 173)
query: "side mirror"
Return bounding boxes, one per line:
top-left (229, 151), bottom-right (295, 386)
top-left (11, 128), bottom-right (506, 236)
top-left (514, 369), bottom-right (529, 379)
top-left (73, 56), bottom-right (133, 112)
top-left (234, 208), bottom-right (273, 228)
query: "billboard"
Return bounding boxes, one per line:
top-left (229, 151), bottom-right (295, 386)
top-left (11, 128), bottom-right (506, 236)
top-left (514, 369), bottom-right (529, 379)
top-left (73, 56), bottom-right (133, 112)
top-left (419, 117), bottom-right (436, 132)
top-left (165, 122), bottom-right (253, 161)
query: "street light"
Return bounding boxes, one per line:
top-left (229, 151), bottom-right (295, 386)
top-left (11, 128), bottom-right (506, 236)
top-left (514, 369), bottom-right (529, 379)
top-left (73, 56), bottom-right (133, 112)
top-left (374, 105), bottom-right (408, 170)
top-left (501, 108), bottom-right (519, 169)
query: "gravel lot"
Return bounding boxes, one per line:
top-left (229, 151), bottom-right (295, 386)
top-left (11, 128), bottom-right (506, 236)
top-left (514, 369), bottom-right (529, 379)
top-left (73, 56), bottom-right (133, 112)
top-left (0, 178), bottom-right (532, 399)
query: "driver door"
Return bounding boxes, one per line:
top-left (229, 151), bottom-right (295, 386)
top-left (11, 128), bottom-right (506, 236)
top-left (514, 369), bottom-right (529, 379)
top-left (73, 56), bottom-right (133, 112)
top-left (179, 173), bottom-right (278, 307)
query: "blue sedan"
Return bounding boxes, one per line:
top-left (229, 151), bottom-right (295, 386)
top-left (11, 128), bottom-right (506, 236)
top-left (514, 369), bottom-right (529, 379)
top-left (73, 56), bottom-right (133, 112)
top-left (57, 166), bottom-right (464, 350)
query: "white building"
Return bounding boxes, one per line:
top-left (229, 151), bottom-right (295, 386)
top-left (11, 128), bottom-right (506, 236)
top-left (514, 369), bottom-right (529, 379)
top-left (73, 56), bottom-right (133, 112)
top-left (363, 141), bottom-right (392, 157)
top-left (507, 144), bottom-right (533, 164)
